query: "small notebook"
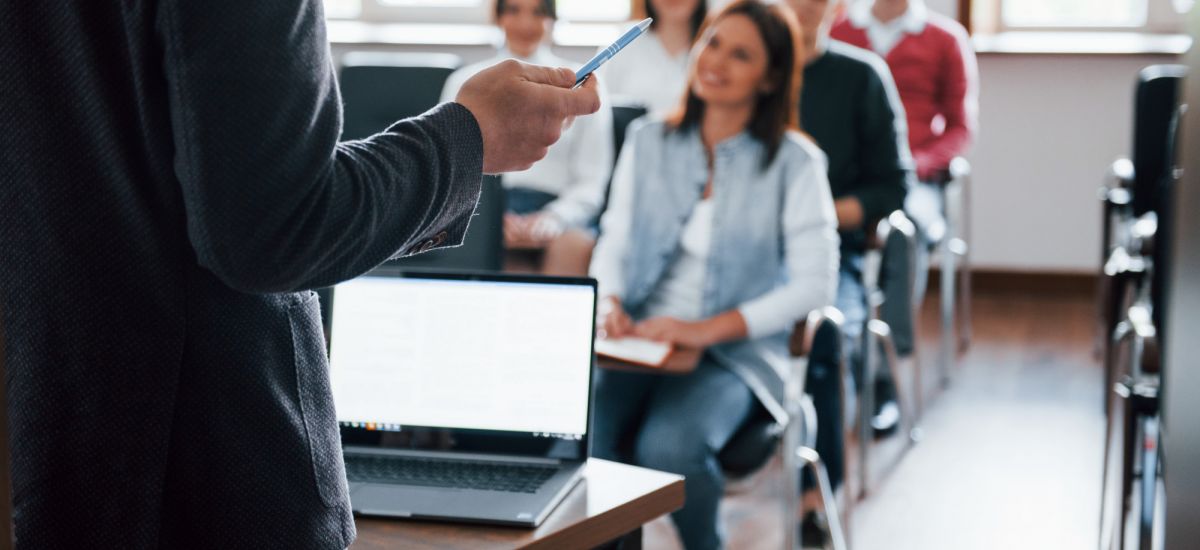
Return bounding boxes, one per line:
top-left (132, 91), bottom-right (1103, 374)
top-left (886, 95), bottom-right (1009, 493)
top-left (595, 337), bottom-right (673, 368)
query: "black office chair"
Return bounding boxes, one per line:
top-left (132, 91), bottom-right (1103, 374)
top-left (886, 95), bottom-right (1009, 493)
top-left (1098, 67), bottom-right (1186, 550)
top-left (859, 211), bottom-right (922, 496)
top-left (597, 104), bottom-right (648, 219)
top-left (337, 52), bottom-right (463, 140)
top-left (718, 309), bottom-right (851, 550)
top-left (1098, 65), bottom-right (1185, 414)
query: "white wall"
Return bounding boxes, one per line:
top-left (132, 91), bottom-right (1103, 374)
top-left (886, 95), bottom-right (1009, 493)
top-left (969, 53), bottom-right (1180, 272)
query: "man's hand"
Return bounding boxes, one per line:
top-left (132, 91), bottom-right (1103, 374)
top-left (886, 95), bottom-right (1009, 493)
top-left (456, 60), bottom-right (601, 174)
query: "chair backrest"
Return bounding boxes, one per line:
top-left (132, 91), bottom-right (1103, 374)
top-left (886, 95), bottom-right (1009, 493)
top-left (876, 211), bottom-right (919, 357)
top-left (1152, 104), bottom-right (1186, 350)
top-left (611, 104), bottom-right (648, 164)
top-left (598, 104), bottom-right (649, 218)
top-left (1131, 65), bottom-right (1186, 216)
top-left (338, 52), bottom-right (463, 140)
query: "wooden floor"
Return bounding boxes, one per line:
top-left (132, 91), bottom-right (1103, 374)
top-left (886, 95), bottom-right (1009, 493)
top-left (642, 284), bottom-right (1103, 549)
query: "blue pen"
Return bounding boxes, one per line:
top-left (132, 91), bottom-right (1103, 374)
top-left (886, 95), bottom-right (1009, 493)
top-left (574, 18), bottom-right (653, 88)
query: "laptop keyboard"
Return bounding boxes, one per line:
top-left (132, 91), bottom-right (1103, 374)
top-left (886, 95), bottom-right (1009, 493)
top-left (344, 454), bottom-right (558, 494)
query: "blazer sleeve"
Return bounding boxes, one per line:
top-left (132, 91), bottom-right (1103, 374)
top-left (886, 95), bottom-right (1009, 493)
top-left (157, 0), bottom-right (484, 294)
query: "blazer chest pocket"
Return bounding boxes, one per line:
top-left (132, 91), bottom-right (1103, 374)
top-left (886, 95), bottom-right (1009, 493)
top-left (288, 291), bottom-right (350, 509)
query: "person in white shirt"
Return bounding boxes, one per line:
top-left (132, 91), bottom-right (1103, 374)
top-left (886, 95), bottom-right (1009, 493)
top-left (441, 0), bottom-right (613, 274)
top-left (601, 0), bottom-right (709, 116)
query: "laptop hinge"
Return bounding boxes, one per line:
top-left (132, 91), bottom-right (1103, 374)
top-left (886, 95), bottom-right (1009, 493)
top-left (343, 446), bottom-right (570, 466)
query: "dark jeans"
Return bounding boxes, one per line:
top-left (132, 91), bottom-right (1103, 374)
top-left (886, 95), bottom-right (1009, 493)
top-left (592, 360), bottom-right (756, 550)
top-left (505, 186), bottom-right (556, 215)
top-left (505, 186), bottom-right (600, 237)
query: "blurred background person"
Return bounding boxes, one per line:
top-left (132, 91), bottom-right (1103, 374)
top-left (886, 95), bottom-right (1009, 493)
top-left (833, 0), bottom-right (979, 306)
top-left (441, 0), bottom-right (614, 275)
top-left (590, 2), bottom-right (838, 548)
top-left (784, 0), bottom-right (912, 541)
top-left (602, 0), bottom-right (710, 115)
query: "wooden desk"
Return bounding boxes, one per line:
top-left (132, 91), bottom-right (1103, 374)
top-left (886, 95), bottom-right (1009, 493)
top-left (352, 459), bottom-right (684, 550)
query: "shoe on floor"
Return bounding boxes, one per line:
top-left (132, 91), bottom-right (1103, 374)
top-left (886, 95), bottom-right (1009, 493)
top-left (800, 510), bottom-right (830, 549)
top-left (871, 399), bottom-right (901, 438)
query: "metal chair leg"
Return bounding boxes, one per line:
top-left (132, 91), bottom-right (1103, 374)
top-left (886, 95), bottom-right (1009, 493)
top-left (1100, 321), bottom-right (1134, 550)
top-left (867, 320), bottom-right (919, 446)
top-left (798, 447), bottom-right (848, 550)
top-left (858, 315), bottom-right (876, 500)
top-left (951, 158), bottom-right (973, 355)
top-left (938, 230), bottom-right (955, 389)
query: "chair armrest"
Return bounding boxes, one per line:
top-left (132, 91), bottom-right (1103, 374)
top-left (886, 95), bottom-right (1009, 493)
top-left (1126, 303), bottom-right (1160, 376)
top-left (927, 156), bottom-right (972, 187)
top-left (1103, 158), bottom-right (1135, 206)
top-left (789, 307), bottom-right (846, 358)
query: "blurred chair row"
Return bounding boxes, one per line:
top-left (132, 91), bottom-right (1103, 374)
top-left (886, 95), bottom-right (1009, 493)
top-left (1097, 64), bottom-right (1186, 550)
top-left (328, 51), bottom-right (977, 549)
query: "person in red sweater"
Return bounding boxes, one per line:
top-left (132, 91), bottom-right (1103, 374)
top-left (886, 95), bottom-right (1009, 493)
top-left (833, 0), bottom-right (977, 263)
top-left (833, 0), bottom-right (977, 185)
top-left (831, 0), bottom-right (978, 433)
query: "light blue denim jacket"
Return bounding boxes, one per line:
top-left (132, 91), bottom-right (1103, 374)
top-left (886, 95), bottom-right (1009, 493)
top-left (591, 118), bottom-right (840, 422)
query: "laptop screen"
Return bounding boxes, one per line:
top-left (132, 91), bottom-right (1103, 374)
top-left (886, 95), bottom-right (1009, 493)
top-left (327, 270), bottom-right (597, 460)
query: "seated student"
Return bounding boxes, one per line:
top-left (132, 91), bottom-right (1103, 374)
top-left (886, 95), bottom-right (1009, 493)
top-left (589, 2), bottom-right (838, 548)
top-left (784, 0), bottom-right (912, 530)
top-left (832, 0), bottom-right (979, 304)
top-left (602, 0), bottom-right (709, 116)
top-left (440, 0), bottom-right (613, 275)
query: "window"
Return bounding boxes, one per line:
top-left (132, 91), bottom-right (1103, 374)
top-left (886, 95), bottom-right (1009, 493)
top-left (975, 0), bottom-right (1186, 33)
top-left (325, 0), bottom-right (631, 23)
top-left (324, 0), bottom-right (362, 19)
top-left (1002, 0), bottom-right (1146, 28)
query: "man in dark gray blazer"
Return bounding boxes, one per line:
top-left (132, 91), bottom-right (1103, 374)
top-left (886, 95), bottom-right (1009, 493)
top-left (0, 0), bottom-right (599, 548)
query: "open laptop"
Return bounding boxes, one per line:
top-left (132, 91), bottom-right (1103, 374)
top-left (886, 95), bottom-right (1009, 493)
top-left (326, 269), bottom-right (597, 527)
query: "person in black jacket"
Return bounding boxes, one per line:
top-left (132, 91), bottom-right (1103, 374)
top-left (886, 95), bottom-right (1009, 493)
top-left (785, 0), bottom-right (913, 539)
top-left (0, 1), bottom-right (599, 547)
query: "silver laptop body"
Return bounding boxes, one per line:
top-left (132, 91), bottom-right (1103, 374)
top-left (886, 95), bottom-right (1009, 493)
top-left (326, 269), bottom-right (598, 527)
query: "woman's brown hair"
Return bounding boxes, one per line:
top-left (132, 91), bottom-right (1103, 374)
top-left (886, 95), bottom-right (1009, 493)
top-left (667, 0), bottom-right (804, 169)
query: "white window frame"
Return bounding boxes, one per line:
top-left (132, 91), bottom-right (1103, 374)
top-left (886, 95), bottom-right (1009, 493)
top-left (978, 0), bottom-right (1186, 34)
